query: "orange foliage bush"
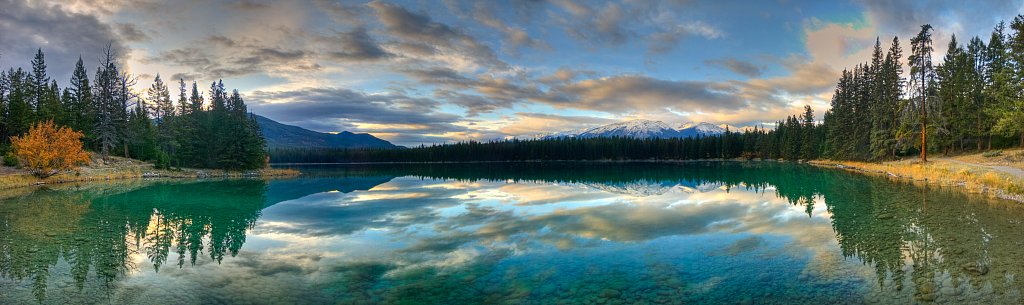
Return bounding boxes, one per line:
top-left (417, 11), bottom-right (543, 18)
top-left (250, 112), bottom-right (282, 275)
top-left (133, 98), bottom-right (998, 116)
top-left (10, 120), bottom-right (91, 178)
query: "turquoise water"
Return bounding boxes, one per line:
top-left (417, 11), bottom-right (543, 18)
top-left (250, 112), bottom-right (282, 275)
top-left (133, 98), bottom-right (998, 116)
top-left (2, 162), bottom-right (1024, 304)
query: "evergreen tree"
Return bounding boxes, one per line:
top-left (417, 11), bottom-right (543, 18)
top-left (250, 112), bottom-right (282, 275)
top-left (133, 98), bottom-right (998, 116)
top-left (29, 49), bottom-right (48, 113)
top-left (967, 36), bottom-right (991, 150)
top-left (990, 15), bottom-right (1024, 146)
top-left (935, 35), bottom-right (967, 154)
top-left (172, 78), bottom-right (193, 167)
top-left (6, 68), bottom-right (33, 139)
top-left (93, 46), bottom-right (120, 156)
top-left (801, 105), bottom-right (818, 160)
top-left (907, 24), bottom-right (936, 161)
top-left (126, 96), bottom-right (158, 161)
top-left (876, 37), bottom-right (903, 160)
top-left (37, 80), bottom-right (64, 125)
top-left (68, 57), bottom-right (95, 144)
top-left (147, 74), bottom-right (176, 166)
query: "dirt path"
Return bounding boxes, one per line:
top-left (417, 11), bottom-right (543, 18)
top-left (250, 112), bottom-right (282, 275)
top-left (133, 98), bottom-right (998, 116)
top-left (939, 158), bottom-right (1024, 179)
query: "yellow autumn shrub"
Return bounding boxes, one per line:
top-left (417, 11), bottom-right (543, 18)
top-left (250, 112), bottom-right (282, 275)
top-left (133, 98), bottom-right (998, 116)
top-left (10, 120), bottom-right (90, 178)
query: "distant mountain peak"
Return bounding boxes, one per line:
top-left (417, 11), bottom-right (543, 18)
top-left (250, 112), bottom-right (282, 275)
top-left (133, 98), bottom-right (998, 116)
top-left (576, 119), bottom-right (680, 139)
top-left (254, 114), bottom-right (398, 149)
top-left (677, 122), bottom-right (727, 138)
top-left (543, 119), bottom-right (727, 140)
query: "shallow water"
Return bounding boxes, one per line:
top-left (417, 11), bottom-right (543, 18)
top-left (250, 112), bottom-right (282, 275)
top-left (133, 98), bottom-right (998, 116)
top-left (2, 162), bottom-right (1024, 304)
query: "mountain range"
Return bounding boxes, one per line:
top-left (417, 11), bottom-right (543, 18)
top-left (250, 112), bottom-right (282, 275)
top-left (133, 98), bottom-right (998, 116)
top-left (256, 116), bottom-right (733, 150)
top-left (254, 115), bottom-right (399, 149)
top-left (541, 119), bottom-right (728, 140)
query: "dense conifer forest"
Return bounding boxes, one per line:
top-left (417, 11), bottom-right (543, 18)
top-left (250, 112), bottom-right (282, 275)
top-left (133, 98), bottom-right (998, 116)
top-left (0, 46), bottom-right (267, 170)
top-left (272, 17), bottom-right (1024, 164)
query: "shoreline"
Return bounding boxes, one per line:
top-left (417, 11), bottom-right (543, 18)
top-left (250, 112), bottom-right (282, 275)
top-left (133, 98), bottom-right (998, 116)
top-left (0, 162), bottom-right (300, 190)
top-left (269, 158), bottom-right (774, 166)
top-left (10, 155), bottom-right (1023, 204)
top-left (809, 159), bottom-right (1024, 203)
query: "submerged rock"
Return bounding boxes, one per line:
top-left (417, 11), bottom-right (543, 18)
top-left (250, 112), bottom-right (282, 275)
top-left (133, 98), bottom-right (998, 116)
top-left (961, 262), bottom-right (989, 276)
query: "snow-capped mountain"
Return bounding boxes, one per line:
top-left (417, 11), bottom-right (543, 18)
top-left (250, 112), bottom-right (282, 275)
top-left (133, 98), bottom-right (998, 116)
top-left (541, 119), bottom-right (727, 140)
top-left (576, 119), bottom-right (682, 139)
top-left (677, 122), bottom-right (727, 138)
top-left (539, 127), bottom-right (593, 139)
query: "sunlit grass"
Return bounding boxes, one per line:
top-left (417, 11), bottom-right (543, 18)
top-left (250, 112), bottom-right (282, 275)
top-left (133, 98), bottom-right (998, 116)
top-left (0, 159), bottom-right (300, 190)
top-left (811, 159), bottom-right (1024, 198)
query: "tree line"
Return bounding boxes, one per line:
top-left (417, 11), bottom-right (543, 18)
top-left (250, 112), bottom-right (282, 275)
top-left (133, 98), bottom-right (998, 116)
top-left (0, 47), bottom-right (267, 170)
top-left (823, 16), bottom-right (1024, 161)
top-left (269, 106), bottom-right (821, 163)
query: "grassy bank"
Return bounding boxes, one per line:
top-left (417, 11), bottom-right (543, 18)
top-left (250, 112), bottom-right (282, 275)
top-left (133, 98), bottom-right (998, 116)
top-left (0, 154), bottom-right (299, 190)
top-left (811, 150), bottom-right (1024, 202)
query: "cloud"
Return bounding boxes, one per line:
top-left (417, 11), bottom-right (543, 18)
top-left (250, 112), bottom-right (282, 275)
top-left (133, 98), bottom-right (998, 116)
top-left (400, 67), bottom-right (475, 86)
top-left (498, 113), bottom-right (615, 137)
top-left (323, 27), bottom-right (392, 61)
top-left (547, 75), bottom-right (747, 113)
top-left (314, 0), bottom-right (364, 24)
top-left (246, 87), bottom-right (474, 145)
top-left (368, 0), bottom-right (507, 70)
top-left (434, 91), bottom-right (504, 116)
top-left (549, 0), bottom-right (723, 54)
top-left (857, 0), bottom-right (1023, 38)
top-left (146, 39), bottom-right (319, 80)
top-left (0, 0), bottom-right (129, 82)
top-left (553, 1), bottom-right (630, 46)
top-left (115, 22), bottom-right (150, 42)
top-left (442, 0), bottom-right (552, 53)
top-left (226, 0), bottom-right (270, 11)
top-left (647, 21), bottom-right (726, 54)
top-left (705, 58), bottom-right (766, 77)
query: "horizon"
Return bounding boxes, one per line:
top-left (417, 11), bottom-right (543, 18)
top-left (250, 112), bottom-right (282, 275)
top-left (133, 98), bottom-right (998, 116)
top-left (2, 0), bottom-right (1022, 146)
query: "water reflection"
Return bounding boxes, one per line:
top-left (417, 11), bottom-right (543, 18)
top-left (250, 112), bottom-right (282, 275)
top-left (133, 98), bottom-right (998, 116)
top-left (1, 162), bottom-right (1023, 304)
top-left (0, 180), bottom-right (266, 302)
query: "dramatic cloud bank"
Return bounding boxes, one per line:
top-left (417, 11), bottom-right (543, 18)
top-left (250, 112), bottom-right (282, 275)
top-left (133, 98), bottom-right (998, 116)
top-left (2, 0), bottom-right (1022, 145)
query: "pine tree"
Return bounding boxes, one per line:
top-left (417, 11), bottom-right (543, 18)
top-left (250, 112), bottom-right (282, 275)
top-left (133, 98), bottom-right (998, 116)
top-left (127, 96), bottom-right (158, 161)
top-left (68, 57), bottom-right (95, 143)
top-left (801, 105), bottom-right (817, 160)
top-left (907, 24), bottom-right (936, 161)
top-left (6, 68), bottom-right (33, 139)
top-left (0, 69), bottom-right (8, 148)
top-left (967, 36), bottom-right (990, 150)
top-left (29, 49), bottom-right (48, 114)
top-left (37, 80), bottom-right (64, 125)
top-left (991, 15), bottom-right (1024, 146)
top-left (93, 46), bottom-right (120, 156)
top-left (935, 35), bottom-right (966, 154)
top-left (875, 37), bottom-right (903, 159)
top-left (185, 81), bottom-right (205, 166)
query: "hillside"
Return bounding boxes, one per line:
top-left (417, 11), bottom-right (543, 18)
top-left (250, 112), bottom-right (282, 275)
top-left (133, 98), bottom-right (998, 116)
top-left (254, 115), bottom-right (398, 149)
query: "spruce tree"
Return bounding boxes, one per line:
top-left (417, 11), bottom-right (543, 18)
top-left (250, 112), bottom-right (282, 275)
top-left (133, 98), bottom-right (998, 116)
top-left (93, 46), bottom-right (120, 157)
top-left (967, 36), bottom-right (990, 150)
top-left (6, 68), bottom-right (33, 139)
top-left (69, 57), bottom-right (95, 143)
top-left (908, 24), bottom-right (935, 161)
top-left (29, 49), bottom-right (48, 114)
top-left (990, 15), bottom-right (1024, 146)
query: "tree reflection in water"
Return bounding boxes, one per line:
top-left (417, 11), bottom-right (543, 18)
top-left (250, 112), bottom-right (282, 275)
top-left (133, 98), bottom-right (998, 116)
top-left (0, 180), bottom-right (266, 302)
top-left (2, 162), bottom-right (1024, 303)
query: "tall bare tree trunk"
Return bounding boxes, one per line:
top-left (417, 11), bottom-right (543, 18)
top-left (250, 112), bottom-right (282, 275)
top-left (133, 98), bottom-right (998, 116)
top-left (921, 100), bottom-right (928, 162)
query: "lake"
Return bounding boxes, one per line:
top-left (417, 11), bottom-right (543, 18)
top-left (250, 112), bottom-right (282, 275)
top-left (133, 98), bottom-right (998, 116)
top-left (2, 162), bottom-right (1024, 304)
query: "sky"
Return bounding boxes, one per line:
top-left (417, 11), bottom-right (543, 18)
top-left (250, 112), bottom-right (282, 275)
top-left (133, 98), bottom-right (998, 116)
top-left (2, 0), bottom-right (1023, 146)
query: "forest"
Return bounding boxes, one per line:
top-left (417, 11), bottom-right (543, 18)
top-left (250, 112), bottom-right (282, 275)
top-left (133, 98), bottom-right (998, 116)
top-left (0, 47), bottom-right (267, 170)
top-left (272, 16), bottom-right (1024, 164)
